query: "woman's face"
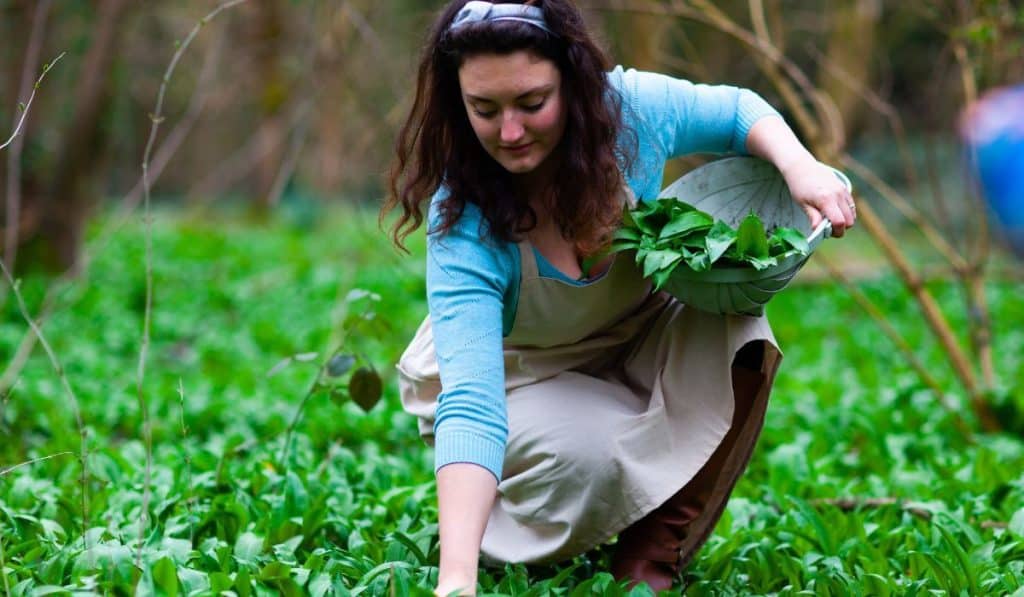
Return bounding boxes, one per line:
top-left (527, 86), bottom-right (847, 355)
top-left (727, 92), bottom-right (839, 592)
top-left (457, 50), bottom-right (568, 177)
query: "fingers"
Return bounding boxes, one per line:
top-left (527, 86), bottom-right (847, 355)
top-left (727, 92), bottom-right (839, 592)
top-left (815, 190), bottom-right (856, 238)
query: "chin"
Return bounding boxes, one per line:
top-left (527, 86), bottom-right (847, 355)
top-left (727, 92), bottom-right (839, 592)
top-left (496, 158), bottom-right (539, 174)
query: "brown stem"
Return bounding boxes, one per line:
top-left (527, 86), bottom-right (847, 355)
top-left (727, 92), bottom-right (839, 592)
top-left (0, 451), bottom-right (74, 476)
top-left (805, 42), bottom-right (919, 196)
top-left (0, 259), bottom-right (89, 544)
top-left (921, 136), bottom-right (955, 241)
top-left (841, 155), bottom-right (968, 273)
top-left (746, 0), bottom-right (824, 149)
top-left (813, 496), bottom-right (1005, 530)
top-left (851, 198), bottom-right (998, 431)
top-left (134, 0), bottom-right (251, 566)
top-left (119, 34), bottom-right (225, 213)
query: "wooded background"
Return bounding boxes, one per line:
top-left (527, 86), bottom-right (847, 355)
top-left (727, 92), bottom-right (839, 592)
top-left (1, 0), bottom-right (1022, 272)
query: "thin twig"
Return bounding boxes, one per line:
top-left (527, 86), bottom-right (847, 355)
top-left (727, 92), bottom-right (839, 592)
top-left (0, 52), bottom-right (64, 152)
top-left (0, 288), bottom-right (57, 397)
top-left (119, 33), bottom-right (225, 213)
top-left (0, 451), bottom-right (74, 476)
top-left (177, 379), bottom-right (195, 544)
top-left (812, 496), bottom-right (1005, 530)
top-left (805, 41), bottom-right (920, 196)
top-left (922, 136), bottom-right (954, 238)
top-left (951, 26), bottom-right (996, 391)
top-left (811, 497), bottom-right (933, 520)
top-left (0, 260), bottom-right (88, 543)
top-left (4, 0), bottom-right (53, 272)
top-left (840, 194), bottom-right (998, 430)
top-left (841, 155), bottom-right (968, 273)
top-left (134, 0), bottom-right (251, 567)
top-left (265, 101), bottom-right (315, 206)
top-left (279, 376), bottom-right (323, 469)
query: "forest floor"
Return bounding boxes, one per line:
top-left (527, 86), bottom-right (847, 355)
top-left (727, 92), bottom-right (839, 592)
top-left (1, 205), bottom-right (1022, 595)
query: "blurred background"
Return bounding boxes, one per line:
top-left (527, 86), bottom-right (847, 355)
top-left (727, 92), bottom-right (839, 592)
top-left (1, 0), bottom-right (1021, 273)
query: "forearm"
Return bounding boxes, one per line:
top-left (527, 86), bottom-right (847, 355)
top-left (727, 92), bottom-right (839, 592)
top-left (743, 114), bottom-right (857, 236)
top-left (435, 462), bottom-right (499, 595)
top-left (743, 115), bottom-right (817, 174)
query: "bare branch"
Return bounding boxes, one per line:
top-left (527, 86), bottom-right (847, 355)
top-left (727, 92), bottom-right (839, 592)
top-left (0, 259), bottom-right (88, 541)
top-left (0, 52), bottom-right (64, 152)
top-left (805, 42), bottom-right (919, 194)
top-left (816, 253), bottom-right (975, 443)
top-left (134, 0), bottom-right (250, 566)
top-left (841, 155), bottom-right (968, 272)
top-left (119, 33), bottom-right (225, 213)
top-left (0, 451), bottom-right (74, 477)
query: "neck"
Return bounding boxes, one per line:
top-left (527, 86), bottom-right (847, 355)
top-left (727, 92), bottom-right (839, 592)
top-left (516, 147), bottom-right (562, 198)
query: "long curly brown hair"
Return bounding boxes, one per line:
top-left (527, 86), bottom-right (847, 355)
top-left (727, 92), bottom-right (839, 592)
top-left (382, 0), bottom-right (635, 257)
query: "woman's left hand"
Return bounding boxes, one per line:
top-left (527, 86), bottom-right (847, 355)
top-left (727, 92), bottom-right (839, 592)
top-left (780, 159), bottom-right (856, 238)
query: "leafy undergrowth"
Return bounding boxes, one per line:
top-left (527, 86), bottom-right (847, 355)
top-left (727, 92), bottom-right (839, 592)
top-left (1, 203), bottom-right (1023, 595)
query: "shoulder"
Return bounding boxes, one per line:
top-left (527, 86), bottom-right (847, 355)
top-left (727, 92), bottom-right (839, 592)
top-left (607, 66), bottom-right (699, 111)
top-left (426, 186), bottom-right (517, 289)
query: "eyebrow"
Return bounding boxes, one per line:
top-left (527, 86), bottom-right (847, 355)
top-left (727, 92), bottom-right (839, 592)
top-left (465, 85), bottom-right (553, 103)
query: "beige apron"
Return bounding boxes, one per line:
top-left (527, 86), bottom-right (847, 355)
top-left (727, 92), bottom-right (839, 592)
top-left (397, 199), bottom-right (782, 565)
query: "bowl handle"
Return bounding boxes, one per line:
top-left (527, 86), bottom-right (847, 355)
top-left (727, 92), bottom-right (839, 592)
top-left (809, 218), bottom-right (833, 243)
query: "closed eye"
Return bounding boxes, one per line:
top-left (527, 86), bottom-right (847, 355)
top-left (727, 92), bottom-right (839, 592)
top-left (522, 101), bottom-right (545, 112)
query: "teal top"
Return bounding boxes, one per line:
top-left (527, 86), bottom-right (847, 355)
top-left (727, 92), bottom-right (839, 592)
top-left (424, 66), bottom-right (783, 481)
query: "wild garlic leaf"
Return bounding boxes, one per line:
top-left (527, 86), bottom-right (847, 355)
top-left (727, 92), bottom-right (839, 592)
top-left (642, 250), bottom-right (682, 278)
top-left (613, 227), bottom-right (642, 242)
top-left (658, 210), bottom-right (714, 241)
top-left (772, 226), bottom-right (810, 254)
top-left (737, 212), bottom-right (770, 259)
top-left (705, 221), bottom-right (738, 264)
top-left (746, 254), bottom-right (778, 271)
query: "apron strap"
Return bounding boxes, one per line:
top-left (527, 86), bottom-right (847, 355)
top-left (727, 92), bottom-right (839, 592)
top-left (517, 240), bottom-right (540, 281)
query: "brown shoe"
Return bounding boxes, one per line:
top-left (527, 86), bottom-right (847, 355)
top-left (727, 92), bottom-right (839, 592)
top-left (611, 351), bottom-right (765, 592)
top-left (610, 490), bottom-right (703, 591)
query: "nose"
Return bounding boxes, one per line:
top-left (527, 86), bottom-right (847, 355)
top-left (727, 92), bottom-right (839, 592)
top-left (500, 114), bottom-right (525, 144)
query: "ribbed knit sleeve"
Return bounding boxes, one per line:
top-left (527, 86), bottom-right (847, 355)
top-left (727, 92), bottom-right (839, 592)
top-left (426, 195), bottom-right (517, 482)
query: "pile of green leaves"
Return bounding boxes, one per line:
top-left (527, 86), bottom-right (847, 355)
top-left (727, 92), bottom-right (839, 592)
top-left (610, 198), bottom-right (810, 289)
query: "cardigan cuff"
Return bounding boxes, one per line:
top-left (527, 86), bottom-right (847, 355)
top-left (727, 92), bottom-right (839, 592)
top-left (434, 428), bottom-right (506, 482)
top-left (733, 90), bottom-right (784, 154)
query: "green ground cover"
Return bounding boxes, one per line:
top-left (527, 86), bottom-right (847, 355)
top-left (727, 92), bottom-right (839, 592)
top-left (1, 205), bottom-right (1023, 596)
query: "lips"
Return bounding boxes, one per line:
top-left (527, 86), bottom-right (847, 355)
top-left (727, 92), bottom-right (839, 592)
top-left (502, 142), bottom-right (534, 153)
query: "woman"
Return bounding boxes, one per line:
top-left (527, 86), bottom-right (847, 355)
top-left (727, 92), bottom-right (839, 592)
top-left (382, 1), bottom-right (855, 593)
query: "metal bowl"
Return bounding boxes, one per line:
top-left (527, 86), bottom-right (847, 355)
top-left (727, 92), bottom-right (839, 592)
top-left (655, 157), bottom-right (851, 316)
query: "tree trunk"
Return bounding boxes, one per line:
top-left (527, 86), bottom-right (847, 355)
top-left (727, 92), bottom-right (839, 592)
top-left (33, 0), bottom-right (130, 272)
